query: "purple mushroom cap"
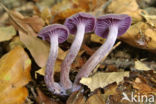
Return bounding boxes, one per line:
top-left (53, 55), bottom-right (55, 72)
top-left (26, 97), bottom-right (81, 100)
top-left (38, 24), bottom-right (69, 43)
top-left (95, 14), bottom-right (131, 38)
top-left (64, 12), bottom-right (96, 34)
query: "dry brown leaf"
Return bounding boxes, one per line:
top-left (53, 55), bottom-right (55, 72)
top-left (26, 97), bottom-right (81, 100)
top-left (90, 0), bottom-right (111, 17)
top-left (0, 46), bottom-right (31, 104)
top-left (106, 0), bottom-right (139, 13)
top-left (0, 12), bottom-right (9, 25)
top-left (106, 0), bottom-right (143, 23)
top-left (22, 15), bottom-right (45, 33)
top-left (8, 10), bottom-right (37, 36)
top-left (90, 34), bottom-right (105, 44)
top-left (40, 7), bottom-right (52, 24)
top-left (120, 22), bottom-right (156, 52)
top-left (71, 50), bottom-right (85, 69)
top-left (19, 31), bottom-right (49, 67)
top-left (36, 60), bottom-right (62, 76)
top-left (36, 88), bottom-right (62, 104)
top-left (58, 48), bottom-right (68, 60)
top-left (86, 84), bottom-right (124, 104)
top-left (121, 10), bottom-right (143, 23)
top-left (9, 36), bottom-right (24, 50)
top-left (133, 78), bottom-right (156, 94)
top-left (134, 60), bottom-right (151, 71)
top-left (75, 0), bottom-right (106, 11)
top-left (80, 72), bottom-right (129, 91)
top-left (104, 0), bottom-right (156, 52)
top-left (19, 31), bottom-right (67, 67)
top-left (54, 60), bottom-right (62, 72)
top-left (66, 91), bottom-right (86, 104)
top-left (36, 0), bottom-right (56, 8)
top-left (52, 8), bottom-right (85, 23)
top-left (51, 0), bottom-right (106, 22)
top-left (51, 0), bottom-right (75, 17)
top-left (141, 11), bottom-right (156, 28)
top-left (104, 83), bottom-right (119, 96)
top-left (86, 94), bottom-right (106, 104)
top-left (72, 56), bottom-right (85, 69)
top-left (1, 4), bottom-right (44, 36)
top-left (86, 84), bottom-right (119, 104)
top-left (0, 26), bottom-right (16, 42)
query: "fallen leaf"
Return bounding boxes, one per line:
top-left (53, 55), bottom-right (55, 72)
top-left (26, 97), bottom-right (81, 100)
top-left (66, 91), bottom-right (86, 104)
top-left (22, 15), bottom-right (45, 33)
top-left (40, 7), bottom-right (52, 24)
top-left (135, 60), bottom-right (151, 71)
top-left (90, 34), bottom-right (105, 44)
top-left (0, 4), bottom-right (44, 36)
top-left (19, 31), bottom-right (49, 67)
top-left (52, 8), bottom-right (85, 23)
top-left (36, 60), bottom-right (62, 76)
top-left (86, 94), bottom-right (106, 104)
top-left (58, 48), bottom-right (68, 60)
top-left (9, 10), bottom-right (37, 36)
top-left (121, 9), bottom-right (143, 23)
top-left (106, 0), bottom-right (143, 23)
top-left (133, 77), bottom-right (156, 94)
top-left (50, 0), bottom-right (86, 22)
top-left (80, 72), bottom-right (129, 91)
top-left (36, 0), bottom-right (56, 8)
top-left (0, 12), bottom-right (9, 25)
top-left (51, 0), bottom-right (106, 22)
top-left (120, 22), bottom-right (156, 52)
top-left (101, 83), bottom-right (131, 104)
top-left (106, 0), bottom-right (139, 13)
top-left (90, 0), bottom-right (110, 17)
top-left (0, 26), bottom-right (16, 42)
top-left (87, 83), bottom-right (120, 104)
top-left (51, 0), bottom-right (76, 19)
top-left (141, 11), bottom-right (156, 28)
top-left (19, 31), bottom-right (67, 67)
top-left (0, 46), bottom-right (31, 104)
top-left (75, 0), bottom-right (106, 11)
top-left (103, 83), bottom-right (119, 96)
top-left (71, 50), bottom-right (85, 69)
top-left (36, 88), bottom-right (62, 104)
top-left (8, 36), bottom-right (24, 50)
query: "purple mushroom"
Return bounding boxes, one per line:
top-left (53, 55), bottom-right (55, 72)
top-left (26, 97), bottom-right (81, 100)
top-left (38, 24), bottom-right (69, 95)
top-left (73, 14), bottom-right (131, 91)
top-left (60, 12), bottom-right (96, 90)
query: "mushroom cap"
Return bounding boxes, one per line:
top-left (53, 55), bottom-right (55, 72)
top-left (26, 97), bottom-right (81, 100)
top-left (38, 24), bottom-right (69, 43)
top-left (64, 12), bottom-right (96, 34)
top-left (95, 14), bottom-right (131, 38)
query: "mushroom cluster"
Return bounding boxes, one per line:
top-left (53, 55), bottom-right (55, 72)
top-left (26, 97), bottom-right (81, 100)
top-left (38, 13), bottom-right (131, 95)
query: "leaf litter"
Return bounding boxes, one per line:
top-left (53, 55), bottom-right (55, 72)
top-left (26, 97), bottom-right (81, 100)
top-left (0, 0), bottom-right (155, 103)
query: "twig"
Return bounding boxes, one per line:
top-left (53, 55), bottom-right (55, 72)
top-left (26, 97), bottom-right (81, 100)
top-left (31, 87), bottom-right (37, 98)
top-left (102, 0), bottom-right (113, 11)
top-left (82, 44), bottom-right (95, 55)
top-left (91, 0), bottom-right (113, 17)
top-left (0, 2), bottom-right (9, 12)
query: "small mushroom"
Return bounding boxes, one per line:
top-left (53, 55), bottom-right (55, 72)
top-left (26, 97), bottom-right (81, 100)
top-left (73, 14), bottom-right (131, 91)
top-left (60, 13), bottom-right (96, 89)
top-left (38, 24), bottom-right (69, 95)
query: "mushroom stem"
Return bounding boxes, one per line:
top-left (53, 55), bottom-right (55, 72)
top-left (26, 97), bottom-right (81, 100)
top-left (45, 34), bottom-right (63, 94)
top-left (60, 23), bottom-right (85, 89)
top-left (73, 24), bottom-right (118, 91)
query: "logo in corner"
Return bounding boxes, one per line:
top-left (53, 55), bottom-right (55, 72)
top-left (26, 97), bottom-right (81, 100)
top-left (122, 92), bottom-right (131, 102)
top-left (121, 92), bottom-right (155, 103)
